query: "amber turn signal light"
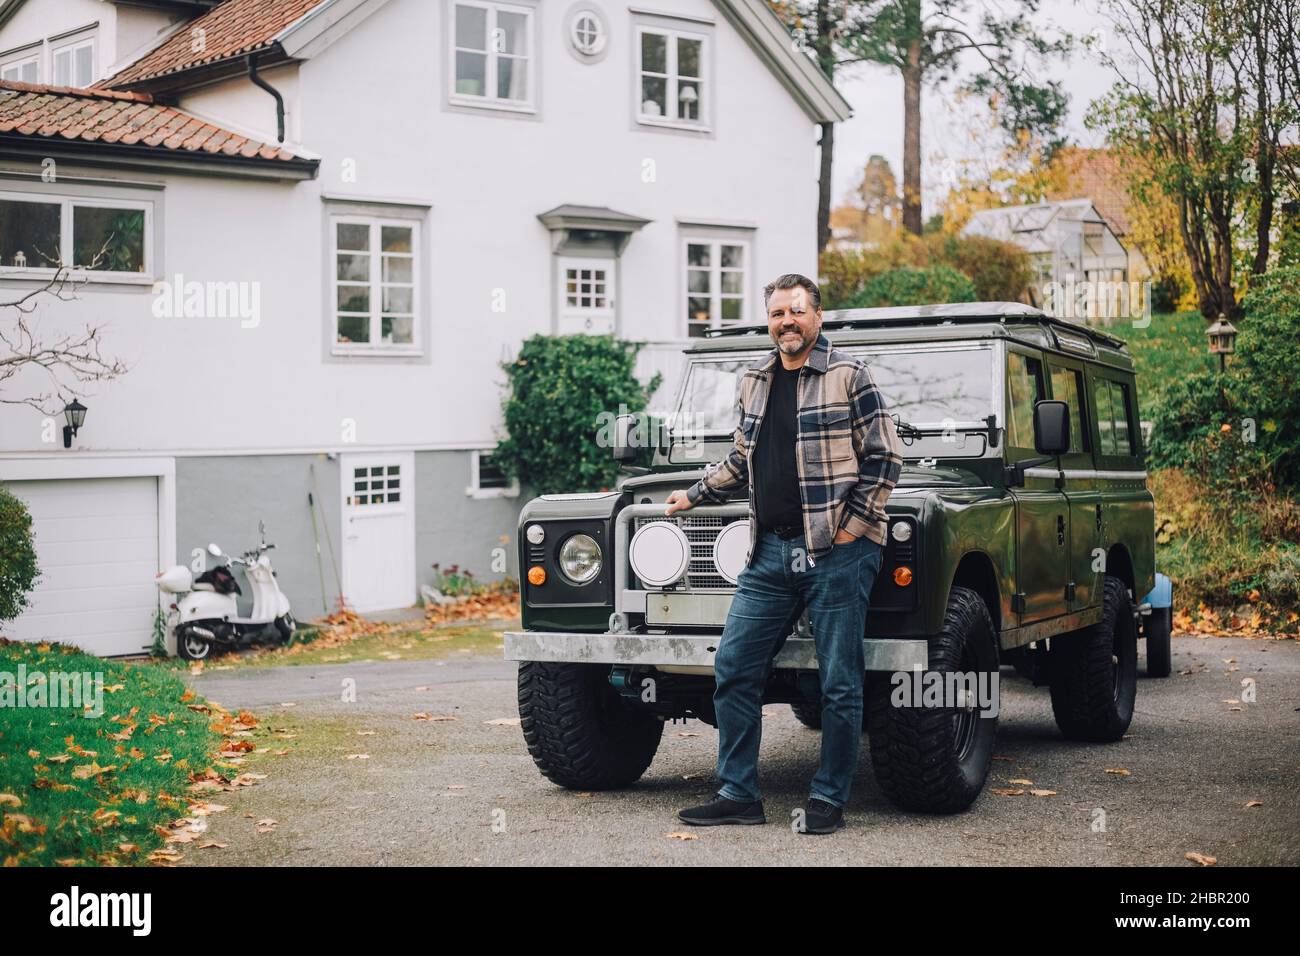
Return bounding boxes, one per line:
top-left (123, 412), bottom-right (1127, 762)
top-left (527, 566), bottom-right (546, 586)
top-left (893, 566), bottom-right (913, 587)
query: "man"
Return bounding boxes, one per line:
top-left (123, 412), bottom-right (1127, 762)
top-left (665, 273), bottom-right (902, 834)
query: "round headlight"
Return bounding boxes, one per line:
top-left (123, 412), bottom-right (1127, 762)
top-left (629, 522), bottom-right (690, 588)
top-left (525, 524), bottom-right (545, 545)
top-left (559, 533), bottom-right (602, 584)
top-left (890, 521), bottom-right (913, 543)
top-left (712, 521), bottom-right (749, 585)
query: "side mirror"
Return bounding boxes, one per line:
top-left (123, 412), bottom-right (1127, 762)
top-left (208, 543), bottom-right (223, 557)
top-left (1033, 400), bottom-right (1070, 457)
top-left (612, 413), bottom-right (641, 462)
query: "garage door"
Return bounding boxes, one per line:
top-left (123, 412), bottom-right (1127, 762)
top-left (1, 476), bottom-right (159, 657)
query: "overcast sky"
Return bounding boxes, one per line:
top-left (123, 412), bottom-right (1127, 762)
top-left (827, 0), bottom-right (1123, 214)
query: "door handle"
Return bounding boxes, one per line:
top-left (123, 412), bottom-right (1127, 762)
top-left (1056, 514), bottom-right (1066, 546)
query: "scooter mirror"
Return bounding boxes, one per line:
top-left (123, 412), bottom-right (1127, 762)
top-left (208, 543), bottom-right (223, 557)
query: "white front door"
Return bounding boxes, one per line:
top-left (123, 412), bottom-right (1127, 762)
top-left (558, 256), bottom-right (615, 334)
top-left (340, 452), bottom-right (415, 612)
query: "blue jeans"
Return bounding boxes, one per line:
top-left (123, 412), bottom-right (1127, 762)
top-left (713, 530), bottom-right (884, 809)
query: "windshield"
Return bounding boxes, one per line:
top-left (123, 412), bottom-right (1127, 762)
top-left (674, 346), bottom-right (996, 433)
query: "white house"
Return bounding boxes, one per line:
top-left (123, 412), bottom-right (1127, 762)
top-left (0, 0), bottom-right (848, 656)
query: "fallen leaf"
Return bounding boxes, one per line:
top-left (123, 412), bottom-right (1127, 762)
top-left (991, 788), bottom-right (1025, 797)
top-left (117, 843), bottom-right (140, 854)
top-left (196, 840), bottom-right (228, 850)
top-left (1029, 789), bottom-right (1057, 797)
top-left (1104, 768), bottom-right (1131, 776)
top-left (1185, 851), bottom-right (1217, 866)
top-left (665, 832), bottom-right (699, 841)
top-left (356, 731), bottom-right (376, 736)
top-left (1008, 778), bottom-right (1034, 786)
top-left (0, 795), bottom-right (20, 808)
top-left (1244, 800), bottom-right (1263, 808)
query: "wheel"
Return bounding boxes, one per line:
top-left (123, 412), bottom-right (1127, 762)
top-left (1144, 605), bottom-right (1172, 678)
top-left (177, 627), bottom-right (212, 661)
top-left (790, 697), bottom-right (870, 730)
top-left (275, 612), bottom-right (296, 643)
top-left (865, 586), bottom-right (999, 813)
top-left (790, 698), bottom-right (823, 729)
top-left (518, 661), bottom-right (664, 790)
top-left (1049, 575), bottom-right (1138, 741)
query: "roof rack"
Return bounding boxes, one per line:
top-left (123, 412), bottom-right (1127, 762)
top-left (701, 301), bottom-right (1128, 350)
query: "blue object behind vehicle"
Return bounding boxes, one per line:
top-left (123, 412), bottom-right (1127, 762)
top-left (1141, 572), bottom-right (1172, 609)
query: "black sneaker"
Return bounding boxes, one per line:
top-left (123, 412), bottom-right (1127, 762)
top-left (800, 798), bottom-right (844, 834)
top-left (677, 792), bottom-right (766, 826)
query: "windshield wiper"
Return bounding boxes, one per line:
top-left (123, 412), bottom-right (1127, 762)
top-left (890, 413), bottom-right (1001, 449)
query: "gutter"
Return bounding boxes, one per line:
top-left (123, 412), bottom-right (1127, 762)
top-left (246, 53), bottom-right (285, 144)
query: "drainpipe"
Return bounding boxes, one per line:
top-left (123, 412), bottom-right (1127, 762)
top-left (246, 52), bottom-right (285, 144)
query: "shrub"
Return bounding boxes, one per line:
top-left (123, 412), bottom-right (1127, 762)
top-left (924, 234), bottom-right (1032, 302)
top-left (1145, 367), bottom-right (1237, 472)
top-left (1236, 266), bottom-right (1300, 487)
top-left (845, 265), bottom-right (977, 309)
top-left (494, 334), bottom-right (661, 494)
top-left (0, 486), bottom-right (39, 624)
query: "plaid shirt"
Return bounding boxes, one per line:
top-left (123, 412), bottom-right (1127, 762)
top-left (685, 332), bottom-right (903, 564)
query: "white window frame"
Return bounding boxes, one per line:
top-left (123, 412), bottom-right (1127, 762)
top-left (0, 189), bottom-right (153, 282)
top-left (330, 214), bottom-right (421, 356)
top-left (466, 449), bottom-right (519, 498)
top-left (682, 236), bottom-right (750, 337)
top-left (449, 0), bottom-right (536, 114)
top-left (51, 33), bottom-right (96, 88)
top-left (0, 47), bottom-right (40, 83)
top-left (635, 25), bottom-right (709, 131)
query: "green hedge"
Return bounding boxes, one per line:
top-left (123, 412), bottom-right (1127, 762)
top-left (1146, 267), bottom-right (1300, 488)
top-left (493, 334), bottom-right (661, 494)
top-left (845, 265), bottom-right (977, 309)
top-left (0, 486), bottom-right (38, 624)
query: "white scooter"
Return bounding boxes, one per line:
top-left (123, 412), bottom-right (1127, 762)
top-left (155, 522), bottom-right (296, 660)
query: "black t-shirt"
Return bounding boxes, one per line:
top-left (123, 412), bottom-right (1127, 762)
top-left (754, 361), bottom-right (803, 531)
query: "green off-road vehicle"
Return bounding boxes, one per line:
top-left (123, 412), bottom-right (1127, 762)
top-left (505, 303), bottom-right (1173, 813)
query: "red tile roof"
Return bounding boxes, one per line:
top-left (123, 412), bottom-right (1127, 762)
top-left (0, 80), bottom-right (301, 162)
top-left (104, 0), bottom-right (326, 88)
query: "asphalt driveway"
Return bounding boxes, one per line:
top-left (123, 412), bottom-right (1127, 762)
top-left (178, 634), bottom-right (1300, 866)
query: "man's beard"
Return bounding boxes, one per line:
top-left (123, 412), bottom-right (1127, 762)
top-left (774, 325), bottom-right (815, 355)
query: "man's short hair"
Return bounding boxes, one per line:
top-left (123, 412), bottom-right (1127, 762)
top-left (763, 273), bottom-right (822, 311)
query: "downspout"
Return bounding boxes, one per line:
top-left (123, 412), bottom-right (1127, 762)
top-left (246, 52), bottom-right (285, 144)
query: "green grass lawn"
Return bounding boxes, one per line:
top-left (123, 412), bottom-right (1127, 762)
top-left (1121, 310), bottom-right (1216, 402)
top-left (0, 639), bottom-right (224, 866)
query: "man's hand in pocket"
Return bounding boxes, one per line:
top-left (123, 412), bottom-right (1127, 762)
top-left (833, 528), bottom-right (859, 545)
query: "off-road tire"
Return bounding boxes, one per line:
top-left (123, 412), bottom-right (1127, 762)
top-left (1049, 575), bottom-right (1138, 741)
top-left (865, 585), bottom-right (999, 814)
top-left (1144, 605), bottom-right (1172, 679)
top-left (518, 661), bottom-right (663, 790)
top-left (790, 698), bottom-right (871, 731)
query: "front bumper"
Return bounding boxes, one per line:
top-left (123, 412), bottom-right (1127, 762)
top-left (504, 630), bottom-right (929, 672)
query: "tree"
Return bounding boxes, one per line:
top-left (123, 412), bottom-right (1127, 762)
top-left (1088, 0), bottom-right (1300, 319)
top-left (773, 1), bottom-right (1070, 243)
top-left (830, 154), bottom-right (902, 246)
top-left (0, 263), bottom-right (128, 415)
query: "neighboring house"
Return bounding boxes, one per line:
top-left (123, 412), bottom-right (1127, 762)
top-left (0, 0), bottom-right (849, 656)
top-left (962, 199), bottom-right (1129, 309)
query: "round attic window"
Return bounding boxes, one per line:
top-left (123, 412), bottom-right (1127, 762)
top-left (570, 10), bottom-right (606, 56)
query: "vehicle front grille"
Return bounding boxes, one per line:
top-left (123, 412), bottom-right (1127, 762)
top-left (634, 515), bottom-right (738, 591)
